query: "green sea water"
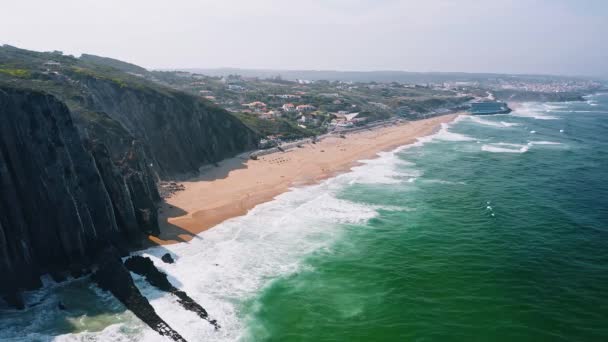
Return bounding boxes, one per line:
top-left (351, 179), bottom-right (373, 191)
top-left (244, 97), bottom-right (608, 341)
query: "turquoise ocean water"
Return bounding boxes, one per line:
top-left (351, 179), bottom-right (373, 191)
top-left (243, 95), bottom-right (608, 341)
top-left (1, 95), bottom-right (607, 341)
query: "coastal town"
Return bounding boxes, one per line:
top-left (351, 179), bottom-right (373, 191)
top-left (153, 70), bottom-right (603, 147)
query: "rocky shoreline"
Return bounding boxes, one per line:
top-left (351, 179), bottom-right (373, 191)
top-left (0, 83), bottom-right (231, 339)
top-left (90, 248), bottom-right (217, 341)
top-left (0, 46), bottom-right (259, 340)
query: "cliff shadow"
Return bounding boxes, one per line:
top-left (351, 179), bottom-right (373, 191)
top-left (186, 153), bottom-right (250, 182)
top-left (148, 153), bottom-right (255, 246)
top-left (147, 203), bottom-right (203, 247)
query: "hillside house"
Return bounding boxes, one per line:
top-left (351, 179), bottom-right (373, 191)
top-left (296, 104), bottom-right (315, 112)
top-left (282, 103), bottom-right (296, 112)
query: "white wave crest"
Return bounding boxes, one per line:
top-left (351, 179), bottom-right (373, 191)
top-left (468, 116), bottom-right (519, 128)
top-left (431, 122), bottom-right (476, 142)
top-left (513, 103), bottom-right (559, 120)
top-left (586, 100), bottom-right (599, 106)
top-left (482, 141), bottom-right (562, 153)
top-left (55, 323), bottom-right (163, 342)
top-left (528, 141), bottom-right (561, 145)
top-left (481, 143), bottom-right (529, 153)
top-left (348, 152), bottom-right (419, 184)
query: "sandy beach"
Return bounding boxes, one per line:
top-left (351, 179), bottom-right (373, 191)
top-left (151, 114), bottom-right (460, 245)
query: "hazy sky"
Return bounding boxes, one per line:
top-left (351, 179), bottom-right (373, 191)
top-left (1, 0), bottom-right (607, 76)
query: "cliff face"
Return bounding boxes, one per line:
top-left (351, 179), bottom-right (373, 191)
top-left (0, 87), bottom-right (156, 307)
top-left (0, 45), bottom-right (259, 180)
top-left (0, 46), bottom-right (259, 314)
top-left (73, 74), bottom-right (258, 177)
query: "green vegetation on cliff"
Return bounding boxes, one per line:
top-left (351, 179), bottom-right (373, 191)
top-left (0, 45), bottom-right (259, 178)
top-left (235, 113), bottom-right (314, 140)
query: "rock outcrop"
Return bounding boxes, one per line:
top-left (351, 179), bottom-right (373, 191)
top-left (93, 248), bottom-right (186, 342)
top-left (161, 253), bottom-right (175, 264)
top-left (0, 87), bottom-right (156, 305)
top-left (125, 256), bottom-right (219, 330)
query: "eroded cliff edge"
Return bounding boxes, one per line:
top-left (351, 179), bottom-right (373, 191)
top-left (0, 87), bottom-right (153, 307)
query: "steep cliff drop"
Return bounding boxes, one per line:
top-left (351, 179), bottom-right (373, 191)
top-left (0, 86), bottom-right (123, 307)
top-left (0, 46), bottom-right (259, 338)
top-left (0, 87), bottom-right (186, 339)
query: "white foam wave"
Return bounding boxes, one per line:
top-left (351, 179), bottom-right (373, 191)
top-left (544, 103), bottom-right (567, 111)
top-left (392, 115), bottom-right (478, 149)
top-left (468, 116), bottom-right (520, 128)
top-left (348, 152), bottom-right (419, 184)
top-left (370, 204), bottom-right (416, 212)
top-left (429, 123), bottom-right (476, 141)
top-left (512, 103), bottom-right (559, 120)
top-left (481, 143), bottom-right (529, 153)
top-left (55, 323), bottom-right (163, 342)
top-left (482, 141), bottom-right (562, 153)
top-left (584, 99), bottom-right (599, 106)
top-left (422, 179), bottom-right (467, 185)
top-left (528, 141), bottom-right (561, 145)
top-left (133, 183), bottom-right (379, 341)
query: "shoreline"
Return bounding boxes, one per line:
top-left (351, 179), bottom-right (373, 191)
top-left (150, 113), bottom-right (462, 246)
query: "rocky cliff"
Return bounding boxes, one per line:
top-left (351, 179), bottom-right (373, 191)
top-left (72, 73), bottom-right (257, 177)
top-left (1, 45), bottom-right (259, 179)
top-left (0, 46), bottom-right (258, 338)
top-left (0, 87), bottom-right (157, 307)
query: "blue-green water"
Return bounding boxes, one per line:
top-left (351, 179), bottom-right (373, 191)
top-left (244, 96), bottom-right (608, 341)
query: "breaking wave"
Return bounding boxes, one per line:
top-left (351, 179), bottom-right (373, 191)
top-left (482, 141), bottom-right (562, 153)
top-left (513, 103), bottom-right (559, 120)
top-left (468, 116), bottom-right (520, 128)
top-left (482, 143), bottom-right (529, 153)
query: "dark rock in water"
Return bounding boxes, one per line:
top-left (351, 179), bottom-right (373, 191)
top-left (93, 248), bottom-right (187, 342)
top-left (161, 253), bottom-right (175, 264)
top-left (125, 256), bottom-right (220, 330)
top-left (58, 301), bottom-right (67, 310)
top-left (49, 271), bottom-right (68, 283)
top-left (2, 291), bottom-right (25, 310)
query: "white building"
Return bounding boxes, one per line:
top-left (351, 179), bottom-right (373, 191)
top-left (282, 103), bottom-right (296, 112)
